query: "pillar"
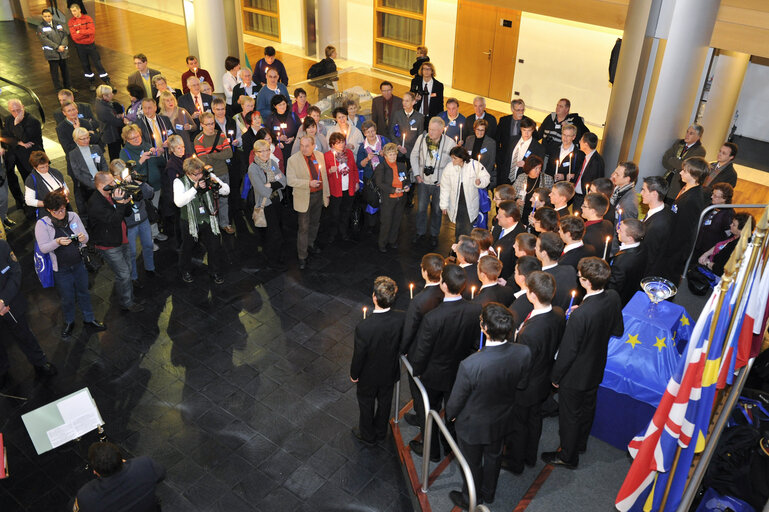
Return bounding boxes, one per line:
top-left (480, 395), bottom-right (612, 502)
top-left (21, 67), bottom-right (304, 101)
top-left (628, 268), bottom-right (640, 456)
top-left (317, 0), bottom-right (341, 57)
top-left (699, 50), bottom-right (750, 158)
top-left (601, 0), bottom-right (721, 185)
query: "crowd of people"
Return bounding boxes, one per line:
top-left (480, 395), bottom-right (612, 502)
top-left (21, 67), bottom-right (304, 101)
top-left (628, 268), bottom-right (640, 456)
top-left (0, 12), bottom-right (752, 509)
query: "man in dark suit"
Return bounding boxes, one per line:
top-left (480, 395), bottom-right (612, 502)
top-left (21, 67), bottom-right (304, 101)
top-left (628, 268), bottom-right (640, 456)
top-left (508, 256), bottom-right (541, 327)
top-left (54, 89), bottom-right (94, 124)
top-left (408, 265), bottom-right (483, 461)
top-left (474, 256), bottom-right (516, 307)
top-left (56, 101), bottom-right (100, 155)
top-left (558, 215), bottom-right (595, 269)
top-left (445, 303), bottom-right (531, 509)
top-left (371, 81), bottom-right (402, 138)
top-left (350, 276), bottom-right (406, 444)
top-left (609, 162), bottom-right (639, 221)
top-left (491, 200), bottom-right (525, 280)
top-left (230, 67), bottom-right (261, 116)
top-left (465, 96), bottom-right (498, 140)
top-left (536, 233), bottom-right (579, 313)
top-left (572, 132), bottom-right (604, 210)
top-left (136, 98), bottom-right (174, 158)
top-left (546, 123), bottom-right (585, 182)
top-left (505, 272), bottom-right (564, 474)
top-left (662, 124), bottom-right (706, 202)
top-left (544, 258), bottom-right (624, 468)
top-left (454, 236), bottom-right (482, 301)
top-left (496, 99), bottom-right (533, 185)
top-left (507, 118), bottom-right (544, 183)
top-left (178, 76), bottom-right (213, 132)
top-left (581, 193), bottom-right (615, 259)
top-left (608, 219), bottom-right (647, 306)
top-left (640, 176), bottom-right (675, 278)
top-left (401, 254), bottom-right (445, 427)
top-left (702, 142), bottom-right (739, 204)
top-left (127, 53), bottom-right (161, 99)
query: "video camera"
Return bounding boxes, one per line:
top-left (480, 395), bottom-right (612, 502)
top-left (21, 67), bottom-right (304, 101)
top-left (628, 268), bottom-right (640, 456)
top-left (197, 166), bottom-right (222, 194)
top-left (102, 160), bottom-right (144, 198)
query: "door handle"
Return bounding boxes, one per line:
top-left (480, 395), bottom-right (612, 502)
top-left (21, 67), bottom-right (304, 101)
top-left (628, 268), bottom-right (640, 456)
top-left (482, 49), bottom-right (492, 60)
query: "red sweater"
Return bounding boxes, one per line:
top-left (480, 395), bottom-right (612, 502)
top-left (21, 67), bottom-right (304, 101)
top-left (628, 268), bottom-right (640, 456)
top-left (68, 15), bottom-right (95, 45)
top-left (323, 149), bottom-right (359, 197)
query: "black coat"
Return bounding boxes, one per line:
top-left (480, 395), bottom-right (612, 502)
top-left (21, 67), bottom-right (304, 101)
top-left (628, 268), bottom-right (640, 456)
top-left (473, 284), bottom-right (516, 308)
top-left (666, 186), bottom-right (705, 282)
top-left (692, 208), bottom-right (734, 258)
top-left (515, 308), bottom-right (565, 406)
top-left (607, 245), bottom-right (647, 306)
top-left (177, 93), bottom-right (213, 131)
top-left (509, 293), bottom-right (533, 329)
top-left (137, 115), bottom-right (175, 153)
top-left (642, 206), bottom-right (675, 278)
top-left (56, 118), bottom-right (100, 155)
top-left (559, 243), bottom-right (595, 270)
top-left (0, 240), bottom-right (25, 314)
top-left (465, 113), bottom-right (497, 140)
top-left (492, 222), bottom-right (525, 280)
top-left (408, 299), bottom-right (483, 391)
top-left (2, 113), bottom-right (44, 165)
top-left (231, 82), bottom-right (261, 115)
top-left (574, 151), bottom-right (605, 193)
top-left (371, 95), bottom-right (402, 137)
top-left (495, 115), bottom-right (534, 185)
top-left (460, 264), bottom-right (483, 301)
top-left (445, 342), bottom-right (531, 445)
top-left (583, 220), bottom-right (615, 259)
top-left (551, 289), bottom-right (624, 390)
top-left (401, 284), bottom-right (444, 354)
top-left (702, 162), bottom-right (738, 204)
top-left (509, 139), bottom-right (545, 182)
top-left (410, 77), bottom-right (444, 123)
top-left (87, 191), bottom-right (131, 248)
top-left (350, 309), bottom-right (406, 385)
top-left (544, 264), bottom-right (579, 313)
top-left (94, 99), bottom-right (124, 145)
top-left (546, 146), bottom-right (585, 181)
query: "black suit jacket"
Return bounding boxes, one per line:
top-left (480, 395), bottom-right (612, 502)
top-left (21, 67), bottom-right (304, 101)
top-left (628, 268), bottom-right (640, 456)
top-left (445, 342), bottom-right (531, 445)
top-left (371, 95), bottom-right (402, 137)
top-left (666, 187), bottom-right (705, 282)
top-left (551, 289), bottom-right (624, 390)
top-left (461, 264), bottom-right (483, 301)
top-left (575, 151), bottom-right (605, 192)
top-left (465, 113), bottom-right (497, 140)
top-left (509, 293), bottom-right (533, 328)
top-left (351, 310), bottom-right (406, 386)
top-left (410, 78), bottom-right (444, 123)
top-left (53, 102), bottom-right (94, 125)
top-left (559, 244), bottom-right (595, 270)
top-left (408, 299), bottom-right (483, 391)
top-left (56, 118), bottom-right (99, 155)
top-left (544, 264), bottom-right (579, 312)
top-left (546, 146), bottom-right (585, 181)
top-left (515, 308), bottom-right (565, 406)
top-left (401, 284), bottom-right (444, 354)
top-left (583, 220), bottom-right (615, 259)
top-left (473, 284), bottom-right (516, 308)
top-left (492, 222), bottom-right (525, 280)
top-left (137, 115), bottom-right (175, 153)
top-left (642, 206), bottom-right (675, 278)
top-left (177, 93), bottom-right (213, 131)
top-left (608, 245), bottom-right (647, 306)
top-left (509, 139), bottom-right (545, 181)
top-left (495, 114), bottom-right (534, 185)
top-left (702, 162), bottom-right (738, 205)
top-left (231, 82), bottom-right (261, 115)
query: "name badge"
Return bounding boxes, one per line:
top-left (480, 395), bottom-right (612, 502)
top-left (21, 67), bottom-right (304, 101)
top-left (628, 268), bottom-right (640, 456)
top-left (554, 123), bottom-right (561, 129)
top-left (199, 206), bottom-right (206, 214)
top-left (92, 154), bottom-right (100, 163)
top-left (671, 205), bottom-right (678, 214)
top-left (524, 150), bottom-right (531, 157)
top-left (70, 222), bottom-right (78, 230)
top-left (480, 147), bottom-right (487, 154)
top-left (56, 24), bottom-right (63, 30)
top-left (203, 102), bottom-right (209, 107)
top-left (410, 126), bottom-right (417, 131)
top-left (398, 172), bottom-right (406, 181)
top-left (42, 26), bottom-right (52, 32)
top-left (409, 119), bottom-right (416, 125)
top-left (311, 159), bottom-right (318, 165)
top-left (431, 150), bottom-right (438, 159)
top-left (176, 124), bottom-right (184, 130)
top-left (563, 162), bottom-right (570, 167)
top-left (703, 219), bottom-right (712, 226)
top-left (449, 120), bottom-right (456, 126)
top-left (273, 126), bottom-right (280, 131)
top-left (167, 129), bottom-right (173, 136)
top-left (0, 265), bottom-right (9, 274)
top-left (78, 113), bottom-right (84, 118)
top-left (134, 213), bottom-right (141, 222)
top-left (199, 77), bottom-right (205, 82)
top-left (280, 123), bottom-right (288, 129)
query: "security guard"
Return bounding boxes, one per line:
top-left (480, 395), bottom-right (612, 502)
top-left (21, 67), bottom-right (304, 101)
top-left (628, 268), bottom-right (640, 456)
top-left (537, 99), bottom-right (589, 156)
top-left (37, 8), bottom-right (73, 91)
top-left (0, 239), bottom-right (57, 389)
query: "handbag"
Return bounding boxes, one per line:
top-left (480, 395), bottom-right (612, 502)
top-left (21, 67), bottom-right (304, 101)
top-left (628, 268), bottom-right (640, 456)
top-left (33, 240), bottom-right (55, 288)
top-left (252, 197), bottom-right (267, 228)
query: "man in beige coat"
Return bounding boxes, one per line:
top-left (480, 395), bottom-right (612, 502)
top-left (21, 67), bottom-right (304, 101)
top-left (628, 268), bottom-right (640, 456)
top-left (287, 136), bottom-right (330, 269)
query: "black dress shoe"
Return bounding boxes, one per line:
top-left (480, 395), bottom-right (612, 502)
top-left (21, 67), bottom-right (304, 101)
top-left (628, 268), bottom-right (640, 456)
top-left (429, 236), bottom-right (438, 248)
top-left (0, 372), bottom-right (7, 389)
top-left (378, 246), bottom-right (387, 253)
top-left (308, 244), bottom-right (322, 254)
top-left (500, 459), bottom-right (524, 475)
top-left (404, 412), bottom-right (420, 426)
top-left (298, 259), bottom-right (306, 270)
top-left (121, 303), bottom-right (145, 313)
top-left (449, 490), bottom-right (469, 510)
top-left (388, 242), bottom-right (399, 250)
top-left (351, 427), bottom-right (376, 445)
top-left (409, 439), bottom-right (440, 462)
top-left (213, 274), bottom-right (224, 285)
top-left (61, 322), bottom-right (75, 339)
top-left (541, 451), bottom-right (577, 469)
top-left (181, 272), bottom-right (193, 283)
top-left (34, 362), bottom-right (57, 377)
top-left (2, 217), bottom-right (16, 228)
top-left (84, 320), bottom-right (106, 332)
top-left (412, 234), bottom-right (424, 243)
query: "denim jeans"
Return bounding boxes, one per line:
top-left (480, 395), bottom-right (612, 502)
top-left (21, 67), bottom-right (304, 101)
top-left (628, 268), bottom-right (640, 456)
top-left (127, 219), bottom-right (155, 280)
top-left (98, 244), bottom-right (134, 308)
top-left (54, 261), bottom-right (95, 323)
top-left (415, 182), bottom-right (442, 237)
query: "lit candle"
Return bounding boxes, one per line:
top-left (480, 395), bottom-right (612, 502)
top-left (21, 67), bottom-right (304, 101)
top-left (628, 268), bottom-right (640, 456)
top-left (617, 207), bottom-right (623, 226)
top-left (227, 130), bottom-right (234, 145)
top-left (153, 131), bottom-right (162, 149)
top-left (193, 67), bottom-right (197, 75)
top-left (409, 283), bottom-right (414, 299)
top-left (497, 246), bottom-right (502, 260)
top-left (402, 133), bottom-right (406, 147)
top-left (566, 290), bottom-right (576, 319)
top-left (454, 136), bottom-right (458, 144)
top-left (479, 331), bottom-right (484, 350)
top-left (363, 307), bottom-right (367, 319)
top-left (459, 123), bottom-right (463, 140)
top-left (471, 285), bottom-right (476, 299)
top-left (602, 235), bottom-right (611, 260)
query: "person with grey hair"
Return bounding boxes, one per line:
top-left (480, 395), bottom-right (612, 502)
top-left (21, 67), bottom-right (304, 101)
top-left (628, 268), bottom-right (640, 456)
top-left (69, 126), bottom-right (107, 198)
top-left (2, 99), bottom-right (44, 214)
top-left (662, 123), bottom-right (706, 201)
top-left (465, 96), bottom-right (497, 140)
top-left (94, 84), bottom-right (127, 160)
top-left (496, 98), bottom-right (534, 186)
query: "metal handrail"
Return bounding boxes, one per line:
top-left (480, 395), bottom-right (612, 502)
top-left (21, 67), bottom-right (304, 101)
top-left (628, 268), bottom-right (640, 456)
top-left (0, 76), bottom-right (46, 125)
top-left (682, 202), bottom-right (767, 277)
top-left (394, 355), bottom-right (431, 430)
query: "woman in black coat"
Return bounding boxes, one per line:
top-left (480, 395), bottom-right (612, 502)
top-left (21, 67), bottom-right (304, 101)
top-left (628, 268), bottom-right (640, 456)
top-left (666, 158), bottom-right (707, 284)
top-left (373, 143), bottom-right (410, 252)
top-left (692, 182), bottom-right (734, 259)
top-left (94, 84), bottom-right (126, 160)
top-left (162, 135), bottom-right (186, 246)
top-left (410, 62), bottom-right (443, 128)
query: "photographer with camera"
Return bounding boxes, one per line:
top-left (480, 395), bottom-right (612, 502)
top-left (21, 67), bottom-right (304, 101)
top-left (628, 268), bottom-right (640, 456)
top-left (87, 172), bottom-right (144, 313)
top-left (410, 117), bottom-right (456, 248)
top-left (34, 189), bottom-right (105, 339)
top-left (193, 112), bottom-right (234, 234)
top-left (174, 156), bottom-right (229, 284)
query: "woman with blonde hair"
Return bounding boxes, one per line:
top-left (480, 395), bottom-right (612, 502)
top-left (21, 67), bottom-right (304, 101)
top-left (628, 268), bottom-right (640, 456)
top-left (234, 95), bottom-right (256, 135)
top-left (158, 91), bottom-right (195, 154)
top-left (373, 142), bottom-right (410, 252)
top-left (410, 61), bottom-right (444, 128)
top-left (248, 139), bottom-right (287, 270)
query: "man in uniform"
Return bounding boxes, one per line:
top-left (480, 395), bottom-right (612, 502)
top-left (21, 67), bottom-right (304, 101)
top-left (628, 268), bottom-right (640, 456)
top-left (37, 8), bottom-right (72, 91)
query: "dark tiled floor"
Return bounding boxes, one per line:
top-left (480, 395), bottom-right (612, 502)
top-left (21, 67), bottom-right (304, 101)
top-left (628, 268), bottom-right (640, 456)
top-left (0, 17), bottom-right (428, 512)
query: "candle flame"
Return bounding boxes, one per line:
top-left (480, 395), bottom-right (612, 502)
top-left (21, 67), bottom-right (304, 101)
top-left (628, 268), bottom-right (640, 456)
top-left (571, 290), bottom-right (577, 297)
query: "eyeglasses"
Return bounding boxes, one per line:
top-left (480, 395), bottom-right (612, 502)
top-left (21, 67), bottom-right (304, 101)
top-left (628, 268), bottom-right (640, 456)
top-left (202, 122), bottom-right (215, 126)
top-left (49, 206), bottom-right (66, 213)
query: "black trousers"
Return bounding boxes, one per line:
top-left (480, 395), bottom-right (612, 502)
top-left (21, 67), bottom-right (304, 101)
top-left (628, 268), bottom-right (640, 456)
top-left (378, 195), bottom-right (405, 249)
top-left (5, 151), bottom-right (32, 205)
top-left (356, 382), bottom-right (394, 442)
top-left (423, 385), bottom-right (454, 458)
top-left (557, 385), bottom-right (598, 465)
top-left (505, 401), bottom-right (543, 470)
top-left (106, 141), bottom-right (122, 161)
top-left (328, 193), bottom-right (354, 240)
top-left (179, 221), bottom-right (223, 275)
top-left (48, 58), bottom-right (71, 89)
top-left (259, 201), bottom-right (285, 263)
top-left (457, 435), bottom-right (504, 504)
top-left (0, 310), bottom-right (48, 374)
top-left (74, 43), bottom-right (108, 80)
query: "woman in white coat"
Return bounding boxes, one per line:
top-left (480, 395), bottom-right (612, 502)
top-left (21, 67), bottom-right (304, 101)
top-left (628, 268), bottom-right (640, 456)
top-left (440, 146), bottom-right (490, 240)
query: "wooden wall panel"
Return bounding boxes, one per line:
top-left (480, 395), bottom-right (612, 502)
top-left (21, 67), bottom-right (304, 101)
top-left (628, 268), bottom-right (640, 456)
top-left (476, 0), bottom-right (628, 30)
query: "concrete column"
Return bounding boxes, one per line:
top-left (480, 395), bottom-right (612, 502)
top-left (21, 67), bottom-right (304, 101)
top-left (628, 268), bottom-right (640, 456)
top-left (601, 0), bottom-right (721, 185)
top-left (317, 0), bottom-right (340, 57)
top-left (699, 50), bottom-right (750, 157)
top-left (184, 0), bottom-right (234, 93)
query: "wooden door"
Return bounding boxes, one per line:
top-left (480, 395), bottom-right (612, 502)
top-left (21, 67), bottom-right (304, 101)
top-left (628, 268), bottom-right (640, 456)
top-left (452, 0), bottom-right (520, 103)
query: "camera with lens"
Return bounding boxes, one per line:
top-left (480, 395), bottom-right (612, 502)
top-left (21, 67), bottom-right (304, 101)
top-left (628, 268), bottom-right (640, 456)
top-left (197, 167), bottom-right (222, 194)
top-left (68, 233), bottom-right (79, 241)
top-left (423, 165), bottom-right (435, 177)
top-left (103, 181), bottom-right (142, 197)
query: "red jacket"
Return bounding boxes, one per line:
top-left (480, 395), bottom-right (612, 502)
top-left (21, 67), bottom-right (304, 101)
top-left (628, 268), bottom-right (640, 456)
top-left (68, 15), bottom-right (95, 45)
top-left (323, 149), bottom-right (359, 197)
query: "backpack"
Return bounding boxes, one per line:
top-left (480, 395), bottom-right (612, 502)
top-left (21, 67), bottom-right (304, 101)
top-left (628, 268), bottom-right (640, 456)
top-left (307, 60), bottom-right (327, 80)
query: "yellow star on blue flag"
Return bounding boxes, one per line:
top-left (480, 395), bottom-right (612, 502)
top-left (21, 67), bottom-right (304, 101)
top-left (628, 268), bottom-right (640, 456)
top-left (626, 334), bottom-right (641, 348)
top-left (680, 316), bottom-right (690, 326)
top-left (654, 336), bottom-right (667, 351)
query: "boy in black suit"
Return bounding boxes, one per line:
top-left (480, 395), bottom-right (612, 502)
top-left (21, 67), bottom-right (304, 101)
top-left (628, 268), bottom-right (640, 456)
top-left (640, 176), bottom-right (675, 278)
top-left (474, 256), bottom-right (516, 307)
top-left (454, 236), bottom-right (482, 301)
top-left (536, 232), bottom-right (579, 315)
top-left (548, 181), bottom-right (574, 219)
top-left (608, 219), bottom-right (647, 306)
top-left (351, 276), bottom-right (406, 444)
top-left (491, 200), bottom-right (525, 280)
top-left (508, 255), bottom-right (542, 327)
top-left (543, 257), bottom-right (624, 468)
top-left (558, 215), bottom-right (595, 268)
top-left (446, 303), bottom-right (531, 509)
top-left (581, 193), bottom-right (615, 259)
top-left (505, 271), bottom-right (565, 474)
top-left (409, 265), bottom-right (483, 461)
